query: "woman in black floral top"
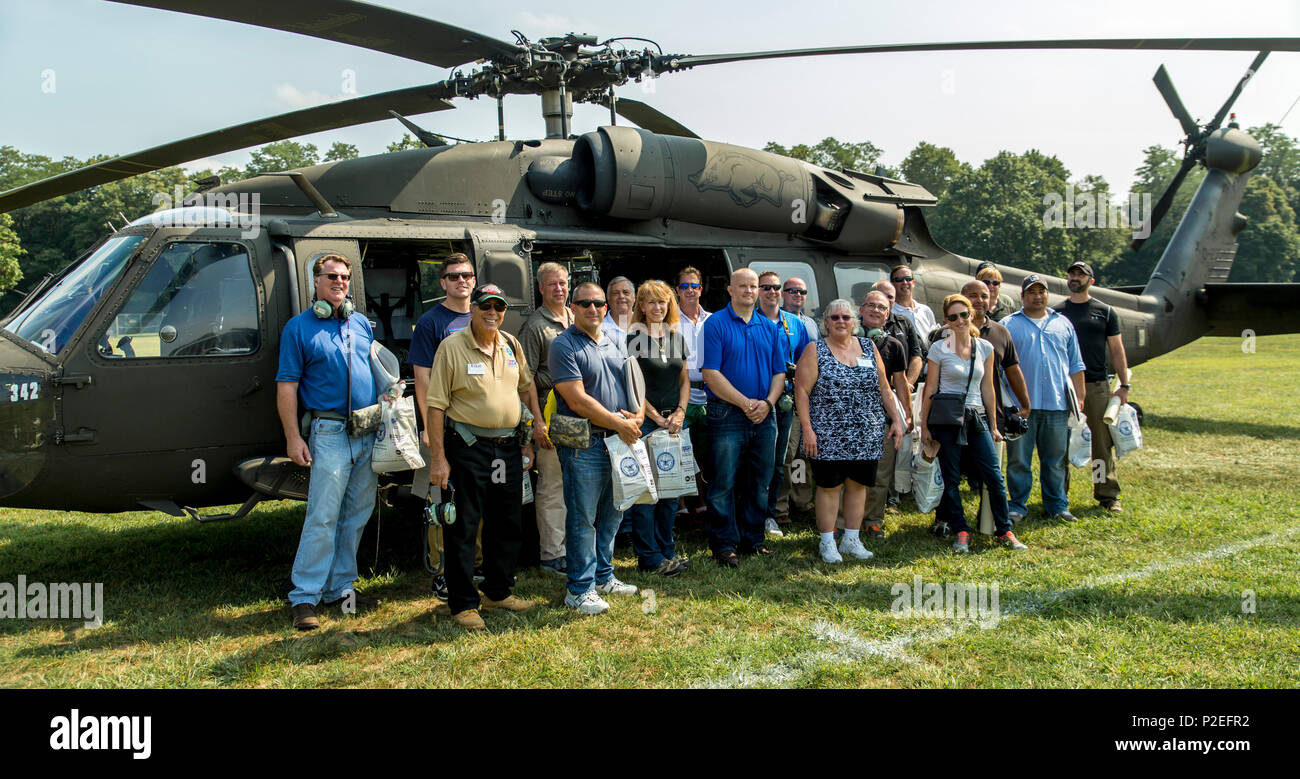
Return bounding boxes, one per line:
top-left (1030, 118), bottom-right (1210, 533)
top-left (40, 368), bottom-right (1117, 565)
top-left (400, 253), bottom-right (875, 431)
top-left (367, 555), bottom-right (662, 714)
top-left (794, 299), bottom-right (904, 563)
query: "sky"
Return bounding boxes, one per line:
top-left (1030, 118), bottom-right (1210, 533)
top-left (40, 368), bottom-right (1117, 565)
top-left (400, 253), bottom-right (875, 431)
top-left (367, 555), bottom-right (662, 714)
top-left (2, 0), bottom-right (1299, 198)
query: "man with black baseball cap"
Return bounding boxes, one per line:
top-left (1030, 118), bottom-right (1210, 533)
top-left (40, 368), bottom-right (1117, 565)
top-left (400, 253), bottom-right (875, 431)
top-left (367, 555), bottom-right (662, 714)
top-left (426, 283), bottom-right (544, 630)
top-left (1003, 273), bottom-right (1085, 524)
top-left (1054, 261), bottom-right (1130, 512)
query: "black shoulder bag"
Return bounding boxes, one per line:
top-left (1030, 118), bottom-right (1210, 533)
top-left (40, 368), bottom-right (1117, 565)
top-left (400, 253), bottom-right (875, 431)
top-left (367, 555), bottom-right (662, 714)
top-left (926, 345), bottom-right (977, 428)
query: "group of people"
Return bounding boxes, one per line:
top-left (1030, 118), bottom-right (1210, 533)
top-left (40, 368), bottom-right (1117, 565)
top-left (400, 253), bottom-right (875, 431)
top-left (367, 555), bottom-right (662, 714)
top-left (275, 252), bottom-right (1132, 632)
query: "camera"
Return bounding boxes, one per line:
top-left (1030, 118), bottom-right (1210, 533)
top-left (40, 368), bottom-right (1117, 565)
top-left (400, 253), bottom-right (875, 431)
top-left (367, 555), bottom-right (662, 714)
top-left (998, 407), bottom-right (1030, 440)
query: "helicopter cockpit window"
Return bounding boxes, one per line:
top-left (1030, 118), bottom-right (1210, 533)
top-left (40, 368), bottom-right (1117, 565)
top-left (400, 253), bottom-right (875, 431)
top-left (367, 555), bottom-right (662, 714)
top-left (100, 242), bottom-right (260, 359)
top-left (833, 262), bottom-right (891, 308)
top-left (745, 260), bottom-right (821, 317)
top-left (5, 234), bottom-right (146, 355)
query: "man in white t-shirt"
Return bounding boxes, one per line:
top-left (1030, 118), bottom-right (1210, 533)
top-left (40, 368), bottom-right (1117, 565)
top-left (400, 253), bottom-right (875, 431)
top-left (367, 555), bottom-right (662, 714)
top-left (601, 276), bottom-right (635, 355)
top-left (889, 264), bottom-right (937, 338)
top-left (676, 266), bottom-right (712, 493)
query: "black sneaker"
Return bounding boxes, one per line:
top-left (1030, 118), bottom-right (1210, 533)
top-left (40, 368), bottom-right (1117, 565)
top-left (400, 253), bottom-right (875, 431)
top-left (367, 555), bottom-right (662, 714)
top-left (432, 575), bottom-right (449, 601)
top-left (930, 520), bottom-right (952, 538)
top-left (715, 550), bottom-right (740, 568)
top-left (472, 567), bottom-right (486, 584)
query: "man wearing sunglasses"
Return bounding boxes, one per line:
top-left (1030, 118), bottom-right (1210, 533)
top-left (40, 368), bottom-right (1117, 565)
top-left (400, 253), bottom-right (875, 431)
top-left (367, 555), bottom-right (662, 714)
top-left (410, 253), bottom-right (476, 602)
top-left (426, 285), bottom-right (543, 630)
top-left (550, 282), bottom-right (646, 615)
top-left (277, 254), bottom-right (379, 631)
top-left (780, 277), bottom-right (819, 341)
top-left (675, 267), bottom-right (713, 488)
top-left (757, 271), bottom-right (812, 538)
top-left (889, 265), bottom-right (938, 341)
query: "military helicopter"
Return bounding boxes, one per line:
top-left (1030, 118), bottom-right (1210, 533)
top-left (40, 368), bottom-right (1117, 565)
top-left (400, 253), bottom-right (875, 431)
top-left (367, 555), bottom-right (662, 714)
top-left (0, 0), bottom-right (1296, 520)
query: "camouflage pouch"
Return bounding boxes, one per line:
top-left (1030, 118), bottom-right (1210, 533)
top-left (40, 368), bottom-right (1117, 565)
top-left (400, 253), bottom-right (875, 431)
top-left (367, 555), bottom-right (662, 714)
top-left (347, 403), bottom-right (382, 436)
top-left (548, 413), bottom-right (591, 449)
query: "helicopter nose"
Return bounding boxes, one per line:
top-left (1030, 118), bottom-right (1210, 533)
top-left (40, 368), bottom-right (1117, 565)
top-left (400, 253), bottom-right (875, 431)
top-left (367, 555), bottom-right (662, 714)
top-left (0, 341), bottom-right (53, 503)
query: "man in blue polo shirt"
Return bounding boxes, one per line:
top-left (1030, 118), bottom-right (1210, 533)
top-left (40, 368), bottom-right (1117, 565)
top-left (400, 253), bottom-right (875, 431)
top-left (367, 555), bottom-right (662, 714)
top-left (276, 253), bottom-right (379, 630)
top-left (550, 281), bottom-right (645, 615)
top-left (757, 270), bottom-right (811, 539)
top-left (701, 268), bottom-right (787, 567)
top-left (1003, 274), bottom-right (1086, 523)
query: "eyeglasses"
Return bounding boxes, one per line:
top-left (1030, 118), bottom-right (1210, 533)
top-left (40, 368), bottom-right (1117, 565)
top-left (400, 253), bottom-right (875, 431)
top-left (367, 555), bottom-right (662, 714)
top-left (783, 288), bottom-right (807, 295)
top-left (983, 280), bottom-right (1001, 287)
top-left (443, 271), bottom-right (475, 280)
top-left (945, 311), bottom-right (971, 322)
top-left (573, 299), bottom-right (607, 309)
top-left (862, 303), bottom-right (890, 312)
top-left (318, 272), bottom-right (350, 282)
top-left (678, 282), bottom-right (701, 290)
top-left (758, 284), bottom-right (782, 292)
top-left (891, 276), bottom-right (914, 284)
top-left (477, 300), bottom-right (507, 312)
top-left (827, 314), bottom-right (854, 322)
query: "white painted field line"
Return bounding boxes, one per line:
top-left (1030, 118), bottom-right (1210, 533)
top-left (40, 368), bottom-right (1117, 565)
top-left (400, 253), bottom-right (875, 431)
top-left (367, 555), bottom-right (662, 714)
top-left (703, 526), bottom-right (1300, 689)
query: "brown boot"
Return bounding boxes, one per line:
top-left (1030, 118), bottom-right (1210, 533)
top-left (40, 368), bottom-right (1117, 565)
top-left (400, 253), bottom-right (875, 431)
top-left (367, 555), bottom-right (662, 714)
top-left (452, 608), bottom-right (486, 631)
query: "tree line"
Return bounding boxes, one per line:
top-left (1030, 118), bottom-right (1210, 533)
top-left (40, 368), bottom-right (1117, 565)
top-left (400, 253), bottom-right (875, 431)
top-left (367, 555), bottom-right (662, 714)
top-left (765, 126), bottom-right (1300, 287)
top-left (1, 127), bottom-right (1297, 312)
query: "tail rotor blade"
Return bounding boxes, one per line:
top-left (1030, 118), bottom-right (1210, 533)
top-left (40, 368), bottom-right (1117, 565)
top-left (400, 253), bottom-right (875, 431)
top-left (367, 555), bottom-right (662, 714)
top-left (1208, 51), bottom-right (1270, 130)
top-left (1153, 65), bottom-right (1198, 137)
top-left (1131, 155), bottom-right (1196, 251)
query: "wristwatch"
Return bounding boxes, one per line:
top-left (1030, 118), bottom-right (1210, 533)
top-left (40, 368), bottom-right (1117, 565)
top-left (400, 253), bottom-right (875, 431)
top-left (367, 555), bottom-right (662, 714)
top-left (763, 398), bottom-right (775, 413)
top-left (1119, 384), bottom-right (1131, 389)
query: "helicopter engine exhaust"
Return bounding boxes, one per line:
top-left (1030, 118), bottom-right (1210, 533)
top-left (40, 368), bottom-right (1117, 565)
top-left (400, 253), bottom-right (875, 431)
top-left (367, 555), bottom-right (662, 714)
top-left (555, 126), bottom-right (903, 251)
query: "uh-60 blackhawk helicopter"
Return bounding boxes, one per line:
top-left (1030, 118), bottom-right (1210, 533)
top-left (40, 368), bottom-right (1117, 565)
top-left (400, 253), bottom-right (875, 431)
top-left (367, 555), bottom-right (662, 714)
top-left (0, 0), bottom-right (1296, 522)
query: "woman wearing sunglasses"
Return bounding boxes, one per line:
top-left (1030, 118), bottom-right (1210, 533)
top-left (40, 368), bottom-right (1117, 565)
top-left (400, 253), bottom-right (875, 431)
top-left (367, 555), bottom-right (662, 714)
top-left (920, 295), bottom-right (1028, 552)
top-left (794, 299), bottom-right (904, 563)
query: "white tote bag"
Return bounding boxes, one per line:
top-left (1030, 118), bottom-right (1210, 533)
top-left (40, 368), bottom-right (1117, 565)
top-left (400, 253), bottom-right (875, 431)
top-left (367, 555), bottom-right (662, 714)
top-left (607, 434), bottom-right (657, 511)
top-left (644, 429), bottom-right (689, 497)
top-left (911, 450), bottom-right (944, 513)
top-left (1110, 403), bottom-right (1144, 459)
top-left (1068, 418), bottom-right (1093, 468)
top-left (371, 395), bottom-right (425, 473)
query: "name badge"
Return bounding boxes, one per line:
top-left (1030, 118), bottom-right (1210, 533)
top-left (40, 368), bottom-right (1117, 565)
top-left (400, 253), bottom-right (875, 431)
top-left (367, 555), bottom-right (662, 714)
top-left (467, 363), bottom-right (486, 375)
top-left (856, 356), bottom-right (872, 368)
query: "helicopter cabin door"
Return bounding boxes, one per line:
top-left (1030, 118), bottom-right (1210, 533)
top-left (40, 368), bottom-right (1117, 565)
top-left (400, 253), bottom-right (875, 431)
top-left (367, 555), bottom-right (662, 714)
top-left (55, 229), bottom-right (282, 504)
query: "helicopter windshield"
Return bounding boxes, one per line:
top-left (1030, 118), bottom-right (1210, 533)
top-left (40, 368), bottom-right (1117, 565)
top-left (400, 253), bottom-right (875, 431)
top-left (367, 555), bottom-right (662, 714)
top-left (4, 234), bottom-right (146, 355)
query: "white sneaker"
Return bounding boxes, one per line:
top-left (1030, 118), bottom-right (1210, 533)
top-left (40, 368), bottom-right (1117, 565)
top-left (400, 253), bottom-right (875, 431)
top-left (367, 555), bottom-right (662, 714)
top-left (839, 535), bottom-right (875, 560)
top-left (764, 517), bottom-right (785, 538)
top-left (595, 577), bottom-right (638, 596)
top-left (819, 538), bottom-right (843, 564)
top-left (564, 589), bottom-right (610, 615)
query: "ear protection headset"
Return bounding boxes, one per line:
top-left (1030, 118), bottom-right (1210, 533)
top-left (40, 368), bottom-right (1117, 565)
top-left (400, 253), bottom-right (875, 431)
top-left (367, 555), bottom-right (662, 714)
top-left (312, 295), bottom-right (355, 319)
top-left (425, 482), bottom-right (457, 526)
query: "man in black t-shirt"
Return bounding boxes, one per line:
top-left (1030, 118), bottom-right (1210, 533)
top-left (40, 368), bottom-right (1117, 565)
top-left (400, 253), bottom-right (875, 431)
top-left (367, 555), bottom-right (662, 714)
top-left (1054, 261), bottom-right (1131, 512)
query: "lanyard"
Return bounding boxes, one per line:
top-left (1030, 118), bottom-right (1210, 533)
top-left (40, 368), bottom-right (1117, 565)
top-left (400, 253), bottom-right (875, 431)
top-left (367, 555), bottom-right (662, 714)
top-left (779, 312), bottom-right (797, 361)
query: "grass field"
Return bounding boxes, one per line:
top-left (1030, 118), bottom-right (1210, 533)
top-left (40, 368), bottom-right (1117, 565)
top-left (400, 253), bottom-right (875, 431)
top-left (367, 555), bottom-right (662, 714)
top-left (1, 335), bottom-right (1298, 688)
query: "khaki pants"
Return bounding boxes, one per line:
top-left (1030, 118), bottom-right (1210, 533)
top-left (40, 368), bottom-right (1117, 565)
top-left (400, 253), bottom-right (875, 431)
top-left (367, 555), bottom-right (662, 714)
top-left (865, 435), bottom-right (896, 526)
top-left (534, 441), bottom-right (567, 561)
top-left (1083, 379), bottom-right (1120, 504)
top-left (776, 423), bottom-right (815, 516)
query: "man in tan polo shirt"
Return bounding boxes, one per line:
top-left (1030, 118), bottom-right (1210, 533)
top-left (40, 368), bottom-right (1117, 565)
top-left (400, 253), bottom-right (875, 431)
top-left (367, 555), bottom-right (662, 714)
top-left (427, 284), bottom-right (545, 630)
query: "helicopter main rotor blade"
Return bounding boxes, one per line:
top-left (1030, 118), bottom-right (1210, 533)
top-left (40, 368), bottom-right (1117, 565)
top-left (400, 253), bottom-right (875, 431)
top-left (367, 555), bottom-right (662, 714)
top-left (669, 37), bottom-right (1300, 69)
top-left (0, 84), bottom-right (454, 214)
top-left (1131, 154), bottom-right (1197, 252)
top-left (592, 96), bottom-right (700, 139)
top-left (107, 0), bottom-right (520, 68)
top-left (1208, 51), bottom-right (1270, 130)
top-left (1153, 65), bottom-right (1198, 137)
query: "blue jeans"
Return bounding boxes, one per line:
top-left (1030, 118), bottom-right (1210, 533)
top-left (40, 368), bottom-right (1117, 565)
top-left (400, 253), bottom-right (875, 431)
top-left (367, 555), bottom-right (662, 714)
top-left (933, 413), bottom-right (1010, 534)
top-left (559, 435), bottom-right (623, 596)
top-left (626, 419), bottom-right (679, 568)
top-left (1006, 409), bottom-right (1070, 516)
top-left (766, 396), bottom-right (795, 519)
top-left (289, 418), bottom-right (378, 606)
top-left (706, 400), bottom-right (777, 554)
